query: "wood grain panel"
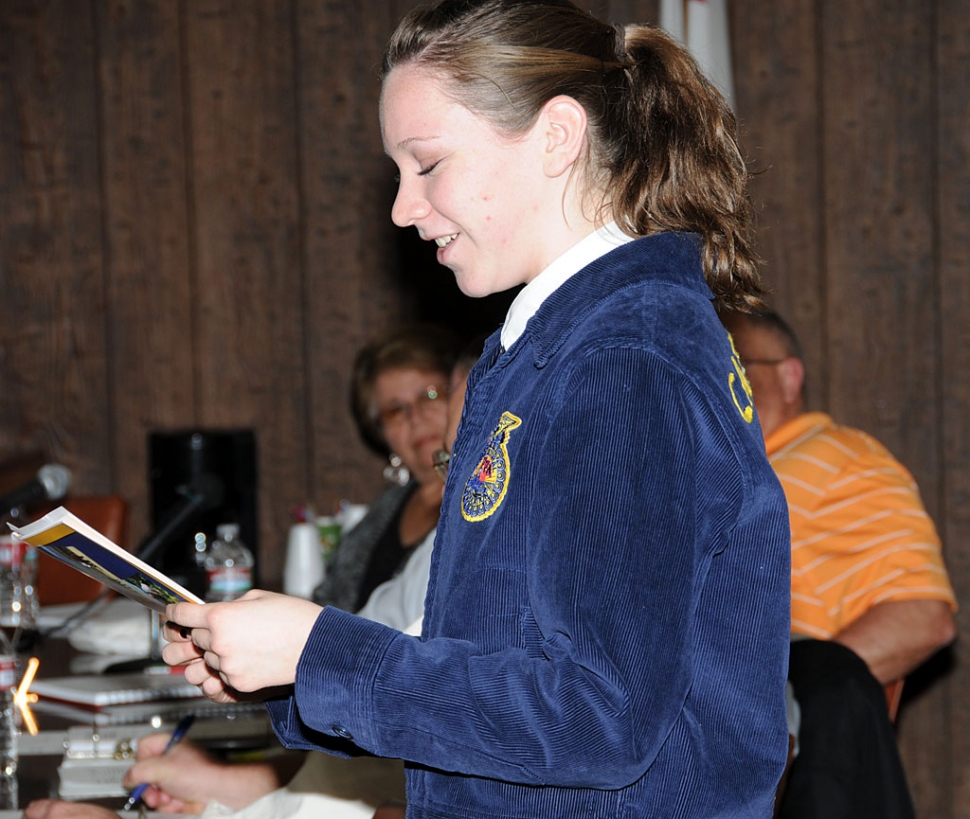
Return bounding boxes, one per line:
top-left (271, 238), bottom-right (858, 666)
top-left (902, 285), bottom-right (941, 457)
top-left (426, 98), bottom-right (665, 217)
top-left (595, 1), bottom-right (659, 26)
top-left (0, 1), bottom-right (112, 493)
top-left (820, 2), bottom-right (946, 815)
top-left (936, 1), bottom-right (970, 814)
top-left (94, 0), bottom-right (194, 545)
top-left (821, 0), bottom-right (938, 468)
top-left (730, 1), bottom-right (825, 404)
top-left (297, 0), bottom-right (414, 516)
top-left (183, 0), bottom-right (306, 588)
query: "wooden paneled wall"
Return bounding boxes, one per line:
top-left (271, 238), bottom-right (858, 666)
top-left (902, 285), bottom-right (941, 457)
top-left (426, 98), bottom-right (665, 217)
top-left (0, 0), bottom-right (450, 576)
top-left (1, 1), bottom-right (968, 814)
top-left (732, 3), bottom-right (969, 814)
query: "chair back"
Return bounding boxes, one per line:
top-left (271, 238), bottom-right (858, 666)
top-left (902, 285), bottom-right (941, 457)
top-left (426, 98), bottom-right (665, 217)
top-left (35, 496), bottom-right (129, 605)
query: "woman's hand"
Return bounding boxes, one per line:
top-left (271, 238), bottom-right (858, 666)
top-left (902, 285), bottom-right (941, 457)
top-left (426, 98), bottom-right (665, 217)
top-left (120, 735), bottom-right (212, 814)
top-left (22, 801), bottom-right (118, 819)
top-left (121, 734), bottom-right (283, 813)
top-left (163, 590), bottom-right (323, 700)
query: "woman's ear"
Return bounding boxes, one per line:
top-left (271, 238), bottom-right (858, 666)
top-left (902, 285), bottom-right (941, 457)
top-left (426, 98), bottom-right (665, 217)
top-left (537, 95), bottom-right (587, 178)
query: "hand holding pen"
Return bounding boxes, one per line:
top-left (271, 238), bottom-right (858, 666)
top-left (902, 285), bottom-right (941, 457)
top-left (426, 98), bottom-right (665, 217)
top-left (123, 714), bottom-right (196, 812)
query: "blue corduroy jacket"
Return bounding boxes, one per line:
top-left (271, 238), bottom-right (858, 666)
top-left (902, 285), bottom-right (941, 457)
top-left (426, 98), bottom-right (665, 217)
top-left (267, 233), bottom-right (791, 818)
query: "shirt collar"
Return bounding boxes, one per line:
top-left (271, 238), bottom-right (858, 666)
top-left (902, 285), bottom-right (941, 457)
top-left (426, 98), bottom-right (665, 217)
top-left (764, 412), bottom-right (834, 457)
top-left (500, 222), bottom-right (634, 350)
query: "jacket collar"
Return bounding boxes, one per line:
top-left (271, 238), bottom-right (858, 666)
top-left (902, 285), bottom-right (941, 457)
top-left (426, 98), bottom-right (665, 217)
top-left (510, 232), bottom-right (708, 368)
top-left (500, 223), bottom-right (634, 350)
top-left (764, 412), bottom-right (835, 458)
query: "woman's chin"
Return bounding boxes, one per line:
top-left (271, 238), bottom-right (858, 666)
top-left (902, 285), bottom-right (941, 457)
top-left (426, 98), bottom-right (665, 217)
top-left (451, 267), bottom-right (497, 299)
top-left (411, 467), bottom-right (442, 489)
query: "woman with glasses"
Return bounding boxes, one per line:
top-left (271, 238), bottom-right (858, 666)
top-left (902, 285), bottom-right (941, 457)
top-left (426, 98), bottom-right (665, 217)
top-left (312, 324), bottom-right (460, 615)
top-left (355, 337), bottom-right (480, 632)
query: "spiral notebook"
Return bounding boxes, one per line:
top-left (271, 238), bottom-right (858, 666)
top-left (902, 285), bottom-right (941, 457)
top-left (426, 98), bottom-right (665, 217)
top-left (31, 694), bottom-right (268, 727)
top-left (29, 671), bottom-right (203, 708)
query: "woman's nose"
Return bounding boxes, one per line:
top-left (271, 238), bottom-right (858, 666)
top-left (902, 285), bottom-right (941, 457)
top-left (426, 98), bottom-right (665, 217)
top-left (391, 179), bottom-right (431, 227)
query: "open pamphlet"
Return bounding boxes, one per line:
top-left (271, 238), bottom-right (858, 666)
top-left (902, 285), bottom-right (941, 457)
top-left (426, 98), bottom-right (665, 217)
top-left (10, 506), bottom-right (203, 613)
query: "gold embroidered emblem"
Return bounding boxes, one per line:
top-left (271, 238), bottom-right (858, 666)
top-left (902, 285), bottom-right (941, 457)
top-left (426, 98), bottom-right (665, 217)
top-left (461, 411), bottom-right (522, 522)
top-left (727, 333), bottom-right (755, 424)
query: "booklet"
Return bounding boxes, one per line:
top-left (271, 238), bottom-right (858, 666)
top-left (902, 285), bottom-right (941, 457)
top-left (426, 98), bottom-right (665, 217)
top-left (11, 506), bottom-right (203, 613)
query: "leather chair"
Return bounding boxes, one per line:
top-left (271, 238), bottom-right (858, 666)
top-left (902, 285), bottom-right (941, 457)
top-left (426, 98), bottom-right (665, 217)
top-left (0, 453), bottom-right (129, 604)
top-left (35, 495), bottom-right (129, 605)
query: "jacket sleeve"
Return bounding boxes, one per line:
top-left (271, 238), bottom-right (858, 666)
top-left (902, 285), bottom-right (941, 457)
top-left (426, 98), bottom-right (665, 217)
top-left (269, 349), bottom-right (741, 788)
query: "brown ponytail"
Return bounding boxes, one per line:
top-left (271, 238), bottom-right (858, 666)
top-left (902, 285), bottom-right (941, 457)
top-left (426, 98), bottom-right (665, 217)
top-left (612, 25), bottom-right (762, 310)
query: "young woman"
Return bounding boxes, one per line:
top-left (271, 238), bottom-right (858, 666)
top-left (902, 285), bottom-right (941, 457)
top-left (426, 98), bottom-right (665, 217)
top-left (163, 2), bottom-right (791, 817)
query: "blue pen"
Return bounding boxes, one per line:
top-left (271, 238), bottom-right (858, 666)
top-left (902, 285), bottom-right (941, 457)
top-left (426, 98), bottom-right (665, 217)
top-left (123, 714), bottom-right (196, 812)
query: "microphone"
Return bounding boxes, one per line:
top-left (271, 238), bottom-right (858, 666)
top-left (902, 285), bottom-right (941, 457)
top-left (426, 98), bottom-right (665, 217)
top-left (136, 473), bottom-right (225, 566)
top-left (0, 464), bottom-right (72, 517)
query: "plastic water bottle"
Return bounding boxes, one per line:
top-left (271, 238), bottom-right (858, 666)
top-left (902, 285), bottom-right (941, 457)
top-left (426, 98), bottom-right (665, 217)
top-left (0, 631), bottom-right (18, 808)
top-left (0, 516), bottom-right (37, 647)
top-left (204, 523), bottom-right (253, 602)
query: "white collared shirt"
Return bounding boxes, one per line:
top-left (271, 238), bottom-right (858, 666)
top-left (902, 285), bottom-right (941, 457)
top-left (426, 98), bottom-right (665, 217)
top-left (500, 222), bottom-right (635, 350)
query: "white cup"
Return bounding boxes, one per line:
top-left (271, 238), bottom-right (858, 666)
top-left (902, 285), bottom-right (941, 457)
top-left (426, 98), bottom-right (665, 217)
top-left (283, 523), bottom-right (325, 599)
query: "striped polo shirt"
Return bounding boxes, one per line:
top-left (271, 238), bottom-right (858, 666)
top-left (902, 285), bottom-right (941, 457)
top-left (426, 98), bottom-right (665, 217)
top-left (765, 412), bottom-right (956, 638)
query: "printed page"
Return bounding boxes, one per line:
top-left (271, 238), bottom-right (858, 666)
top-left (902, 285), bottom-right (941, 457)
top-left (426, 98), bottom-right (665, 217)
top-left (11, 507), bottom-right (203, 613)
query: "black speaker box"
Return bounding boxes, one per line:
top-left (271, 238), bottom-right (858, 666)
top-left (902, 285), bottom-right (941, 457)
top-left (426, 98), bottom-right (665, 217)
top-left (148, 429), bottom-right (258, 597)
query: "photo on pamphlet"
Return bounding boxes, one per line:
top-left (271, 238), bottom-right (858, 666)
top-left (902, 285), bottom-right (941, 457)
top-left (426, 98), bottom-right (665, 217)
top-left (11, 507), bottom-right (202, 613)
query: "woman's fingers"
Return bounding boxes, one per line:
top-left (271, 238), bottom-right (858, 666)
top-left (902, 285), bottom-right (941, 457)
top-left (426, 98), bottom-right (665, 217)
top-left (165, 601), bottom-right (210, 632)
top-left (161, 639), bottom-right (204, 667)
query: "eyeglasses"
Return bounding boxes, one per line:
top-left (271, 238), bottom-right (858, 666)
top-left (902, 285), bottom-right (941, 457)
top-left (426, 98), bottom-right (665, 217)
top-left (375, 385), bottom-right (448, 429)
top-left (739, 357), bottom-right (788, 367)
top-left (432, 449), bottom-right (451, 482)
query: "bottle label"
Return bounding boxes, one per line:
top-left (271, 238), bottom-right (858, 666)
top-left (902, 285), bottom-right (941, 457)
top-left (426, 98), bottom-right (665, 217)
top-left (0, 539), bottom-right (25, 570)
top-left (207, 567), bottom-right (252, 599)
top-left (0, 657), bottom-right (16, 689)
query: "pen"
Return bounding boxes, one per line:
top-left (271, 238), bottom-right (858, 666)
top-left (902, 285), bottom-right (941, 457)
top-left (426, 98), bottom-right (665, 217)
top-left (122, 713), bottom-right (196, 812)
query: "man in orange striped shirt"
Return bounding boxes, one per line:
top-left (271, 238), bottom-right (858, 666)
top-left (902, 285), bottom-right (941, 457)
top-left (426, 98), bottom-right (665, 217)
top-left (721, 309), bottom-right (956, 819)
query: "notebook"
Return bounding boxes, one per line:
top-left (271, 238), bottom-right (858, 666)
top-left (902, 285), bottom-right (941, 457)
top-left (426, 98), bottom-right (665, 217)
top-left (30, 671), bottom-right (203, 708)
top-left (30, 694), bottom-right (267, 728)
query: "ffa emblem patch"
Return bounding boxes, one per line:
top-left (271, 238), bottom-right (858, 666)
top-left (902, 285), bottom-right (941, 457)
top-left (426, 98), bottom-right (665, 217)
top-left (461, 411), bottom-right (522, 522)
top-left (727, 332), bottom-right (755, 424)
